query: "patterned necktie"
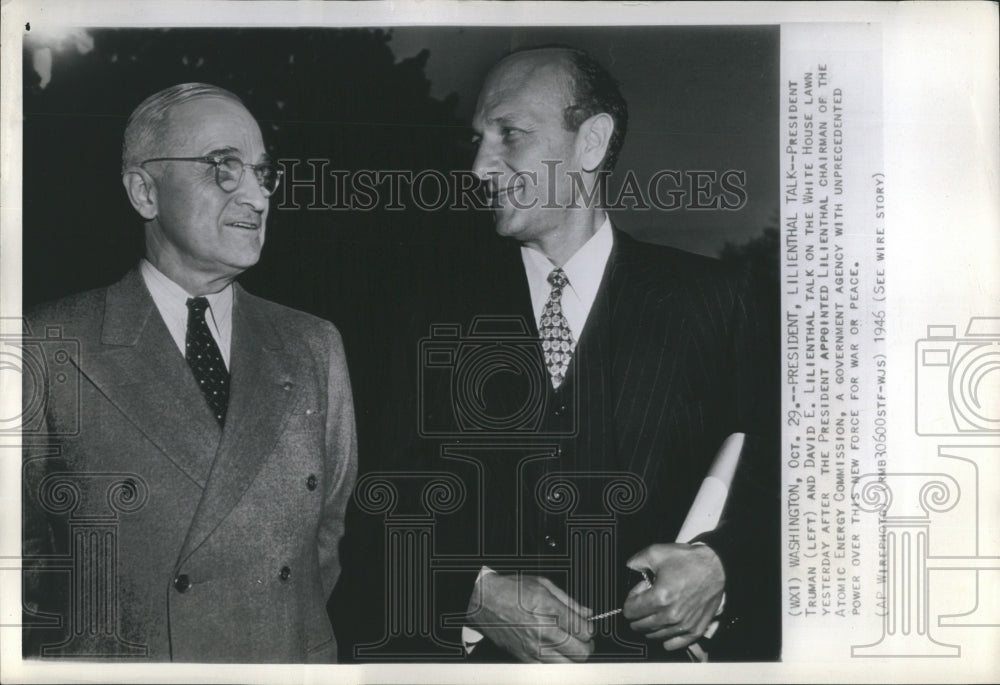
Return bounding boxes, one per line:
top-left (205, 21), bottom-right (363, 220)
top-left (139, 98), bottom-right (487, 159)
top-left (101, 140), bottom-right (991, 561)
top-left (185, 297), bottom-right (230, 426)
top-left (540, 268), bottom-right (575, 389)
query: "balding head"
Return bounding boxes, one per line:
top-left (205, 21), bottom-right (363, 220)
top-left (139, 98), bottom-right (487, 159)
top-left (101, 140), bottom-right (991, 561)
top-left (121, 82), bottom-right (245, 172)
top-left (484, 46), bottom-right (628, 173)
top-left (471, 46), bottom-right (622, 263)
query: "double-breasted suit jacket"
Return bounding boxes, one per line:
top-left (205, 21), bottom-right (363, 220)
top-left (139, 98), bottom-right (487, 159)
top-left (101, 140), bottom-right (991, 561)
top-left (22, 267), bottom-right (357, 662)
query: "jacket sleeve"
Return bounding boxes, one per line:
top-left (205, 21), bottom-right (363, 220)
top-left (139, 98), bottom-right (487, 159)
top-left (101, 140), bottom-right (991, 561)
top-left (690, 272), bottom-right (782, 660)
top-left (318, 323), bottom-right (359, 600)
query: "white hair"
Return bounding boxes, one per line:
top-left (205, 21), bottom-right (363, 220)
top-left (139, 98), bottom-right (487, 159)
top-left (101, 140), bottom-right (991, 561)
top-left (121, 82), bottom-right (244, 172)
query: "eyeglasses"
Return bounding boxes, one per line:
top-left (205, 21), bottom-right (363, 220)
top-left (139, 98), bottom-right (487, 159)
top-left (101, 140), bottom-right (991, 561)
top-left (140, 154), bottom-right (283, 197)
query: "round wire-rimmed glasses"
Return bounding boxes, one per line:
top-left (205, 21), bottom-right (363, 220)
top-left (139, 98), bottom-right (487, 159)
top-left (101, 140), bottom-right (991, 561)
top-left (140, 155), bottom-right (283, 197)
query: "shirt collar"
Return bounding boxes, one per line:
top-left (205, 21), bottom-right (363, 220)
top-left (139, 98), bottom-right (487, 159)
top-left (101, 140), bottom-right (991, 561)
top-left (560, 216), bottom-right (613, 308)
top-left (520, 215), bottom-right (613, 299)
top-left (140, 259), bottom-right (233, 323)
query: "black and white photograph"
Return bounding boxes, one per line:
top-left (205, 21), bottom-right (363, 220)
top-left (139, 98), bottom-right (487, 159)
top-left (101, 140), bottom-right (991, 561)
top-left (1, 2), bottom-right (997, 683)
top-left (17, 21), bottom-right (781, 664)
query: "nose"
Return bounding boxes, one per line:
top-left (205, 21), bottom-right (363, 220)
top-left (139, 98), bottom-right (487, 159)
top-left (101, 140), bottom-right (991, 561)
top-left (235, 166), bottom-right (268, 213)
top-left (472, 137), bottom-right (502, 184)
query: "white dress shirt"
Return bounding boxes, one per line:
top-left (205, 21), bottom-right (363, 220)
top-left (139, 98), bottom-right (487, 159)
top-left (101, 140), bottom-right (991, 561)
top-left (140, 259), bottom-right (234, 368)
top-left (520, 216), bottom-right (614, 345)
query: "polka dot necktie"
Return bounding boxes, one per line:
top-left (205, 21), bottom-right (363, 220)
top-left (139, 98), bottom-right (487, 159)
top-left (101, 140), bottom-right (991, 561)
top-left (540, 268), bottom-right (575, 389)
top-left (185, 297), bottom-right (230, 426)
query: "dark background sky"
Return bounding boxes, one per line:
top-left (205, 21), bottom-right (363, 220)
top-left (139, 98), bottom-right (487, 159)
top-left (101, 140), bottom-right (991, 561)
top-left (387, 26), bottom-right (779, 253)
top-left (22, 26), bottom-right (777, 302)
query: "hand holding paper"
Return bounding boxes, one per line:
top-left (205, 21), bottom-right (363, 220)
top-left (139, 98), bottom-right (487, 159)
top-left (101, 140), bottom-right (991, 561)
top-left (622, 432), bottom-right (745, 655)
top-left (622, 543), bottom-right (725, 651)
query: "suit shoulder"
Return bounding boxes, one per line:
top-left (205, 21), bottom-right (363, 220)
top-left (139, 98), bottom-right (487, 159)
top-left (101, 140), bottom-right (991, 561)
top-left (237, 289), bottom-right (343, 346)
top-left (620, 234), bottom-right (741, 292)
top-left (25, 286), bottom-right (110, 335)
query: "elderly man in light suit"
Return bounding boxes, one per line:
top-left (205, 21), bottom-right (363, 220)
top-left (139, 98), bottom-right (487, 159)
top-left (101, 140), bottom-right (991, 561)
top-left (22, 83), bottom-right (357, 662)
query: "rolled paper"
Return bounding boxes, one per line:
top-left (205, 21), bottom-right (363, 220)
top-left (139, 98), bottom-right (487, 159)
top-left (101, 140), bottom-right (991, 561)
top-left (676, 432), bottom-right (745, 543)
top-left (677, 432), bottom-right (745, 658)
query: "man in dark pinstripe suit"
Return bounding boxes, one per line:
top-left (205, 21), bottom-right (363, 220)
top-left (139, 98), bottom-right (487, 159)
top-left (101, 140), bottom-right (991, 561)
top-left (330, 44), bottom-right (779, 664)
top-left (451, 45), bottom-right (780, 663)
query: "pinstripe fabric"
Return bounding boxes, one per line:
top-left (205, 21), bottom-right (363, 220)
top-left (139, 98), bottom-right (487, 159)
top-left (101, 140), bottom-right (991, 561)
top-left (507, 233), bottom-right (737, 552)
top-left (446, 228), bottom-right (779, 660)
top-left (332, 227), bottom-right (780, 662)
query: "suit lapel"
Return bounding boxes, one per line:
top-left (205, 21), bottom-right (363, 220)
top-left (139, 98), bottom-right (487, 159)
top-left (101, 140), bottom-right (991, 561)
top-left (555, 243), bottom-right (613, 472)
top-left (606, 230), bottom-right (695, 481)
top-left (176, 286), bottom-right (299, 565)
top-left (79, 268), bottom-right (221, 487)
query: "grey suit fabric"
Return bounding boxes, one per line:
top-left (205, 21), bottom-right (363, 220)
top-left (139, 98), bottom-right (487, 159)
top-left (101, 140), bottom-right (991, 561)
top-left (22, 266), bottom-right (357, 662)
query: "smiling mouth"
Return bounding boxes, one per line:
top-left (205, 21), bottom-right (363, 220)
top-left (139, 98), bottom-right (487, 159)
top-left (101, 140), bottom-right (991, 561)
top-left (227, 221), bottom-right (260, 230)
top-left (487, 182), bottom-right (524, 203)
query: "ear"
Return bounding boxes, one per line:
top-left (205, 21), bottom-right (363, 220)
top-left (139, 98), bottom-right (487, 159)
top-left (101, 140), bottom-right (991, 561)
top-left (122, 168), bottom-right (159, 221)
top-left (577, 112), bottom-right (614, 173)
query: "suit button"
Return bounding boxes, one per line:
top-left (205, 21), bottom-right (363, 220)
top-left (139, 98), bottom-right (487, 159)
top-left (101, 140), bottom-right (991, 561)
top-left (553, 404), bottom-right (567, 417)
top-left (173, 574), bottom-right (191, 593)
top-left (279, 566), bottom-right (291, 581)
top-left (544, 535), bottom-right (558, 549)
top-left (306, 474), bottom-right (317, 491)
